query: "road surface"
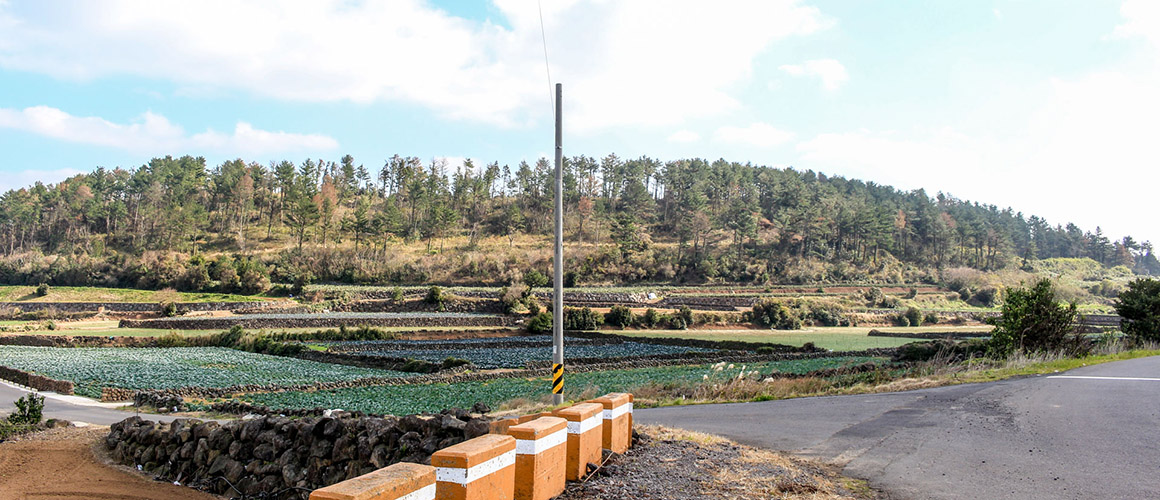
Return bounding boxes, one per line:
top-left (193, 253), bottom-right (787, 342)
top-left (0, 380), bottom-right (192, 425)
top-left (639, 355), bottom-right (1160, 499)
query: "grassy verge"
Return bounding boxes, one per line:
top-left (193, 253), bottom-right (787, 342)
top-left (613, 326), bottom-right (992, 351)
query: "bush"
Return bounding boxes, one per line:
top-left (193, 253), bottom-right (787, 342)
top-left (891, 313), bottom-right (911, 327)
top-left (988, 279), bottom-right (1082, 357)
top-left (641, 308), bottom-right (660, 328)
top-left (425, 286), bottom-right (445, 308)
top-left (391, 287), bottom-right (405, 302)
top-left (239, 269), bottom-right (270, 295)
top-left (523, 269), bottom-right (549, 288)
top-left (8, 394), bottom-right (44, 425)
top-left (290, 272), bottom-right (313, 297)
top-left (525, 295), bottom-right (542, 316)
top-left (905, 307), bottom-right (923, 327)
top-left (527, 312), bottom-right (553, 333)
top-left (35, 283), bottom-right (50, 297)
top-left (1115, 278), bottom-right (1160, 343)
top-left (905, 287), bottom-right (918, 299)
top-left (500, 284), bottom-right (529, 313)
top-left (217, 267), bottom-right (240, 293)
top-left (441, 357), bottom-right (472, 370)
top-left (751, 299), bottom-right (802, 330)
top-left (971, 287), bottom-right (999, 307)
top-left (676, 306), bottom-right (694, 327)
top-left (564, 307), bottom-right (603, 331)
top-left (604, 305), bottom-right (634, 329)
top-left (924, 312), bottom-right (940, 325)
top-left (179, 265), bottom-right (211, 292)
top-left (160, 301), bottom-right (179, 317)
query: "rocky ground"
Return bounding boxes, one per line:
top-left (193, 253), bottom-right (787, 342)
top-left (558, 425), bottom-right (877, 500)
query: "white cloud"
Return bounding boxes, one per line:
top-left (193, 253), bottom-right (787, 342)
top-left (0, 0), bottom-right (832, 131)
top-left (0, 167), bottom-right (85, 193)
top-left (1111, 0), bottom-right (1160, 47)
top-left (667, 130), bottom-right (701, 143)
top-left (993, 8), bottom-right (1003, 20)
top-left (779, 59), bottom-right (849, 91)
top-left (0, 106), bottom-right (338, 155)
top-left (714, 123), bottom-right (795, 148)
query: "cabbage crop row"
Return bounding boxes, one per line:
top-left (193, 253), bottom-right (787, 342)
top-left (0, 346), bottom-right (413, 398)
top-left (330, 341), bottom-right (716, 368)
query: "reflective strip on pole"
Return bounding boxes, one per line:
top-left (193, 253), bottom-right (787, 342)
top-left (552, 363), bottom-right (564, 395)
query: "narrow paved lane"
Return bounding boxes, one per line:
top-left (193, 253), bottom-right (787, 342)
top-left (640, 356), bottom-right (1160, 499)
top-left (0, 381), bottom-right (193, 425)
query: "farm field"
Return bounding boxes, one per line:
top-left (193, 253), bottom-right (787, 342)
top-left (0, 285), bottom-right (274, 303)
top-left (239, 356), bottom-right (884, 415)
top-left (0, 346), bottom-right (414, 398)
top-left (612, 325), bottom-right (992, 351)
top-left (321, 336), bottom-right (717, 368)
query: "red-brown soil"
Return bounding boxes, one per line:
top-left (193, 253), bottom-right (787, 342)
top-left (0, 426), bottom-right (220, 500)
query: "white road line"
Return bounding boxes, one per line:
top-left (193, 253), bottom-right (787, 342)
top-left (1047, 376), bottom-right (1160, 381)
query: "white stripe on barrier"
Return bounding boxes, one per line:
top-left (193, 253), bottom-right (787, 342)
top-left (602, 402), bottom-right (633, 420)
top-left (515, 428), bottom-right (567, 455)
top-left (435, 450), bottom-right (516, 485)
top-left (566, 414), bottom-right (602, 434)
top-left (398, 483), bottom-right (437, 500)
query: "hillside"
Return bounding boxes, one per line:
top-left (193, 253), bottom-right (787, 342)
top-left (0, 154), bottom-right (1155, 296)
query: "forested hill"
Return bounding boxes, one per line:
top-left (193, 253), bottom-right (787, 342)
top-left (0, 154), bottom-right (1156, 289)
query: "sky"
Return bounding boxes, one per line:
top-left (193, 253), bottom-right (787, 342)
top-left (0, 0), bottom-right (1158, 244)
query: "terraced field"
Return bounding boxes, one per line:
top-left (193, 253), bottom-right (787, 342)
top-left (0, 346), bottom-right (414, 398)
top-left (240, 356), bottom-right (884, 415)
top-left (322, 335), bottom-right (716, 368)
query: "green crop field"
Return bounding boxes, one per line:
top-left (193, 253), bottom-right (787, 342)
top-left (240, 356), bottom-right (884, 415)
top-left (0, 346), bottom-right (414, 398)
top-left (613, 326), bottom-right (992, 351)
top-left (0, 285), bottom-right (277, 303)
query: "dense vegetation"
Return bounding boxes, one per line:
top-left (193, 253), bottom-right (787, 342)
top-left (1, 154), bottom-right (1156, 289)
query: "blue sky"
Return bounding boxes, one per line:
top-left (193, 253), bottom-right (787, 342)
top-left (1, 0), bottom-right (1158, 244)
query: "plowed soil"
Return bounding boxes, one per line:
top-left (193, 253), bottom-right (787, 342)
top-left (0, 426), bottom-right (219, 500)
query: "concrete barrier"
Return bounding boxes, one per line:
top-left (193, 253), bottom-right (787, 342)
top-left (507, 417), bottom-right (567, 500)
top-left (553, 403), bottom-right (603, 481)
top-left (309, 462), bottom-right (435, 500)
top-left (432, 434), bottom-right (516, 500)
top-left (591, 393), bottom-right (633, 454)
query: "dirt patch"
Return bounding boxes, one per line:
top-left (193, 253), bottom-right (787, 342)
top-left (0, 426), bottom-right (220, 500)
top-left (558, 426), bottom-right (877, 500)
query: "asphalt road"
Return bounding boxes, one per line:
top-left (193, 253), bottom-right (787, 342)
top-left (639, 355), bottom-right (1160, 500)
top-left (0, 381), bottom-right (192, 426)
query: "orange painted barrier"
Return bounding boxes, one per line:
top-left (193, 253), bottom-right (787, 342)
top-left (432, 434), bottom-right (516, 500)
top-left (592, 392), bottom-right (633, 454)
top-left (553, 402), bottom-right (603, 481)
top-left (507, 417), bottom-right (567, 500)
top-left (309, 462), bottom-right (435, 500)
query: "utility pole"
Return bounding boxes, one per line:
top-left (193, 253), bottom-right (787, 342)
top-left (552, 83), bottom-right (564, 405)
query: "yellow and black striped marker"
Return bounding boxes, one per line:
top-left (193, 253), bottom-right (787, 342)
top-left (552, 363), bottom-right (564, 395)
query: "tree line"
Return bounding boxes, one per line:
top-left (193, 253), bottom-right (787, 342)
top-left (0, 153), bottom-right (1155, 288)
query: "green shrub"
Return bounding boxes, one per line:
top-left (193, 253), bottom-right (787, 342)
top-left (525, 296), bottom-right (542, 316)
top-left (440, 357), bottom-right (472, 370)
top-left (45, 320), bottom-right (57, 331)
top-left (35, 283), bottom-right (50, 297)
top-left (905, 287), bottom-right (918, 299)
top-left (676, 306), bottom-right (694, 327)
top-left (527, 312), bottom-right (553, 333)
top-left (391, 287), bottom-right (405, 302)
top-left (157, 332), bottom-right (189, 347)
top-left (905, 307), bottom-right (923, 327)
top-left (239, 269), bottom-right (271, 295)
top-left (8, 394), bottom-right (44, 425)
top-left (988, 279), bottom-right (1082, 356)
top-left (523, 270), bottom-right (549, 288)
top-left (160, 301), bottom-right (178, 317)
top-left (641, 308), bottom-right (660, 328)
top-left (1115, 278), bottom-right (1160, 343)
top-left (755, 346), bottom-right (776, 355)
top-left (500, 284), bottom-right (529, 313)
top-left (564, 307), bottom-right (602, 331)
top-left (924, 312), bottom-right (939, 325)
top-left (604, 305), bottom-right (634, 329)
top-left (751, 299), bottom-right (803, 330)
top-left (972, 287), bottom-right (999, 307)
top-left (891, 313), bottom-right (911, 327)
top-left (425, 286), bottom-right (445, 310)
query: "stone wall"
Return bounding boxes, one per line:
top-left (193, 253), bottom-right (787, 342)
top-left (0, 334), bottom-right (157, 348)
top-left (0, 365), bottom-right (74, 394)
top-left (119, 314), bottom-right (517, 330)
top-left (106, 410), bottom-right (493, 499)
top-left (0, 301), bottom-right (270, 314)
top-left (866, 329), bottom-right (991, 340)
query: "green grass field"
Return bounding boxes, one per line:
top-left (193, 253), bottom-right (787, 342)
top-left (0, 285), bottom-right (276, 303)
top-left (613, 325), bottom-right (992, 351)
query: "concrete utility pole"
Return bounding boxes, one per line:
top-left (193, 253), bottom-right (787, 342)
top-left (552, 83), bottom-right (564, 405)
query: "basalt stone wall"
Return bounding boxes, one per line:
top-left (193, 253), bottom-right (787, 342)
top-left (0, 301), bottom-right (270, 314)
top-left (119, 315), bottom-right (517, 330)
top-left (656, 296), bottom-right (756, 310)
top-left (867, 329), bottom-right (992, 340)
top-left (0, 365), bottom-right (74, 394)
top-left (0, 334), bottom-right (158, 348)
top-left (564, 330), bottom-right (807, 353)
top-left (339, 299), bottom-right (505, 315)
top-left (106, 411), bottom-right (493, 499)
